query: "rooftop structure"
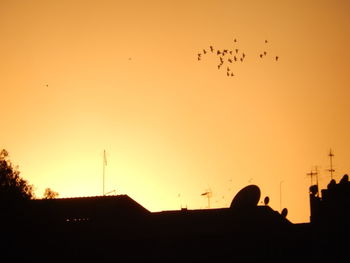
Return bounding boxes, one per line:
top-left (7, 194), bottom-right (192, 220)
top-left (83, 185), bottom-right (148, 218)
top-left (2, 181), bottom-right (350, 262)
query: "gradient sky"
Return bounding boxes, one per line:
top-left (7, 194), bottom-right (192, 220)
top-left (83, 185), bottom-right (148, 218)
top-left (1, 0), bottom-right (350, 223)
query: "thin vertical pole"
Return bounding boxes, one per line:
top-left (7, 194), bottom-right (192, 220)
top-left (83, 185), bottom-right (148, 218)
top-left (328, 149), bottom-right (335, 180)
top-left (307, 170), bottom-right (316, 186)
top-left (315, 166), bottom-right (319, 196)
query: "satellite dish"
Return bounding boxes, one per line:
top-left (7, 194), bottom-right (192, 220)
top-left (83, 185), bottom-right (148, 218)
top-left (230, 185), bottom-right (261, 209)
top-left (264, 196), bottom-right (270, 206)
top-left (281, 208), bottom-right (288, 218)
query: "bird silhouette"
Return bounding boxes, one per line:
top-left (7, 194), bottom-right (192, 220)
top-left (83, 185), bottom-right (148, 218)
top-left (196, 38), bottom-right (280, 77)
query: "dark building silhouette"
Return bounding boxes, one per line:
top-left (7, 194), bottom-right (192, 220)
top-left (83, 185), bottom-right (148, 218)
top-left (310, 174), bottom-right (350, 226)
top-left (2, 178), bottom-right (350, 262)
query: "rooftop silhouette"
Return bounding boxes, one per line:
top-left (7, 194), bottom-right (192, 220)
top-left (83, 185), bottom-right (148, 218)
top-left (1, 178), bottom-right (349, 262)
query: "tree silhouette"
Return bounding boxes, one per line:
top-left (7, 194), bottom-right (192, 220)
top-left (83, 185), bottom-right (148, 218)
top-left (0, 149), bottom-right (34, 204)
top-left (43, 188), bottom-right (59, 199)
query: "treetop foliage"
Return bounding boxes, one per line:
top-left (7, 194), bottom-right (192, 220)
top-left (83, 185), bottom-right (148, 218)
top-left (0, 149), bottom-right (34, 202)
top-left (43, 188), bottom-right (59, 199)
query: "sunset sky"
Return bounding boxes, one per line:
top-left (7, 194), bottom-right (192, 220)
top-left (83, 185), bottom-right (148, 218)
top-left (1, 0), bottom-right (349, 223)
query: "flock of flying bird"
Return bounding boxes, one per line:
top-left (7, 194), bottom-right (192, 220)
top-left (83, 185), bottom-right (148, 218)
top-left (197, 38), bottom-right (279, 77)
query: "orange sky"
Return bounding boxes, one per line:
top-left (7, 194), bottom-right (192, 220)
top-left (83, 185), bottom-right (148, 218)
top-left (1, 0), bottom-right (350, 223)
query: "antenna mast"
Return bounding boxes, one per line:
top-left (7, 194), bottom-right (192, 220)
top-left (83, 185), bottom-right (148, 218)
top-left (328, 149), bottom-right (335, 180)
top-left (307, 167), bottom-right (320, 196)
top-left (306, 169), bottom-right (316, 186)
top-left (314, 166), bottom-right (320, 196)
top-left (201, 189), bottom-right (212, 208)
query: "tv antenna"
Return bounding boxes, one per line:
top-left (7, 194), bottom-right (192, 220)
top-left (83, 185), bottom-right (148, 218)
top-left (328, 149), bottom-right (335, 180)
top-left (306, 166), bottom-right (320, 196)
top-left (201, 189), bottom-right (212, 208)
top-left (314, 166), bottom-right (320, 196)
top-left (306, 169), bottom-right (317, 186)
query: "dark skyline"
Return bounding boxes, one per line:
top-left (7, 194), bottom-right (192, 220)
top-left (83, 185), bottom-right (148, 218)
top-left (1, 0), bottom-right (350, 224)
top-left (2, 177), bottom-right (349, 262)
